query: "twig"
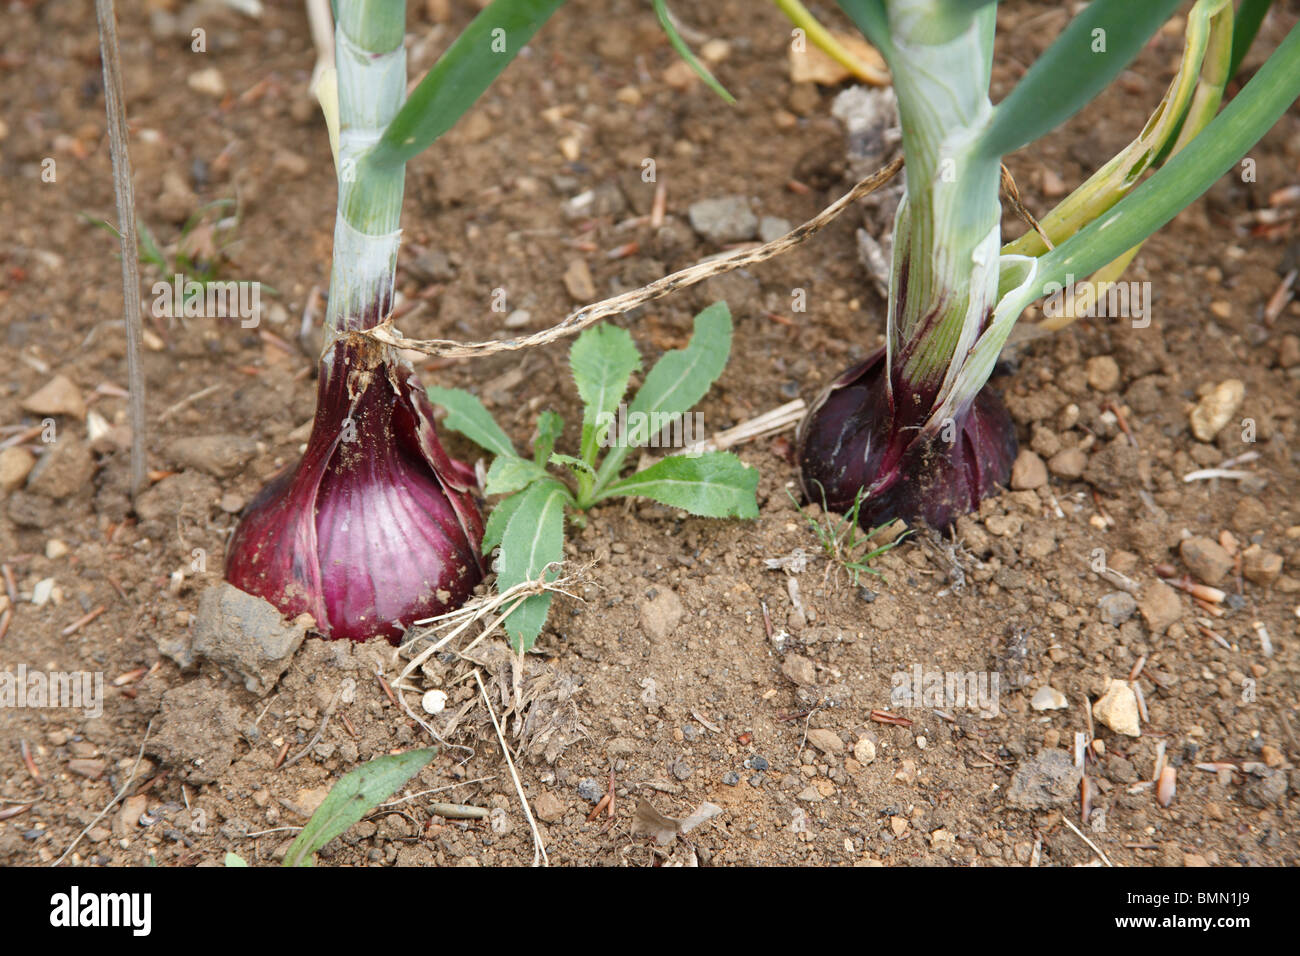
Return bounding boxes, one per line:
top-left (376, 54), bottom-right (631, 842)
top-left (1062, 816), bottom-right (1113, 867)
top-left (53, 719), bottom-right (153, 866)
top-left (360, 158), bottom-right (904, 358)
top-left (158, 384), bottom-right (223, 422)
top-left (281, 687), bottom-right (341, 769)
top-left (94, 0), bottom-right (147, 497)
top-left (427, 802), bottom-right (488, 821)
top-left (474, 669), bottom-right (547, 867)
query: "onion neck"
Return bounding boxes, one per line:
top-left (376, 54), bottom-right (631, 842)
top-left (325, 0), bottom-right (408, 341)
top-left (877, 1), bottom-right (1001, 414)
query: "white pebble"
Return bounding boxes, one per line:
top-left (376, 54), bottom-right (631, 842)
top-left (421, 689), bottom-right (448, 715)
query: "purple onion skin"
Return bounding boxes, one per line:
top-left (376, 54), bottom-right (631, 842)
top-left (797, 347), bottom-right (1017, 529)
top-left (226, 338), bottom-right (484, 643)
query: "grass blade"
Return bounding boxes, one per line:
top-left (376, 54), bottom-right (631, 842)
top-left (652, 0), bottom-right (736, 103)
top-left (283, 748), bottom-right (436, 866)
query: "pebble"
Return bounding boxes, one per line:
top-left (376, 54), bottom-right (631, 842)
top-left (853, 737), bottom-right (876, 764)
top-left (1047, 446), bottom-right (1086, 479)
top-left (503, 309), bottom-right (532, 329)
top-left (187, 67), bottom-right (227, 97)
top-left (22, 375), bottom-right (86, 419)
top-left (1009, 449), bottom-right (1047, 490)
top-left (805, 729), bottom-right (843, 755)
top-left (1138, 580), bottom-right (1183, 634)
top-left (533, 792), bottom-right (565, 823)
top-left (1189, 379), bottom-right (1244, 442)
top-left (1093, 679), bottom-right (1141, 737)
top-left (170, 434), bottom-right (258, 479)
top-left (576, 778), bottom-right (604, 803)
top-left (0, 447), bottom-right (36, 494)
top-left (1006, 749), bottom-right (1081, 809)
top-left (750, 755), bottom-right (770, 772)
top-left (562, 258), bottom-right (596, 301)
top-left (638, 588), bottom-right (684, 643)
top-left (1241, 545), bottom-right (1282, 585)
top-left (420, 689), bottom-right (447, 715)
top-left (31, 577), bottom-right (55, 606)
top-left (722, 771), bottom-right (740, 787)
top-left (758, 216), bottom-right (792, 243)
top-left (781, 653), bottom-right (817, 686)
top-left (687, 196), bottom-right (758, 245)
top-left (1030, 686), bottom-right (1068, 711)
top-left (1179, 536), bottom-right (1233, 586)
top-left (1085, 355), bottom-right (1121, 392)
top-left (219, 492), bottom-right (246, 514)
top-left (44, 539), bottom-right (68, 560)
top-left (26, 439), bottom-right (94, 499)
top-left (1097, 591), bottom-right (1137, 626)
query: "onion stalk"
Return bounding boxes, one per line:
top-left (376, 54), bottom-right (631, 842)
top-left (799, 0), bottom-right (1300, 529)
top-left (225, 0), bottom-right (563, 641)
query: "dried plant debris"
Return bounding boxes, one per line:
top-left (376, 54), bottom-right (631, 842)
top-left (631, 798), bottom-right (723, 846)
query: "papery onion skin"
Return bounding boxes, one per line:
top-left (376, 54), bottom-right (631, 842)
top-left (225, 338), bottom-right (484, 643)
top-left (797, 347), bottom-right (1017, 530)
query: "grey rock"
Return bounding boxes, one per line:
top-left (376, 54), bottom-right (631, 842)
top-left (1006, 749), bottom-right (1082, 809)
top-left (1242, 769), bottom-right (1289, 808)
top-left (577, 779), bottom-right (604, 803)
top-left (1098, 591), bottom-right (1137, 626)
top-left (687, 196), bottom-right (757, 245)
top-left (758, 216), bottom-right (792, 243)
top-left (192, 582), bottom-right (310, 695)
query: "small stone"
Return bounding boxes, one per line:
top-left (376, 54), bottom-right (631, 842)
top-left (191, 583), bottom-right (311, 695)
top-left (889, 815), bottom-right (908, 837)
top-left (0, 447), bottom-right (36, 494)
top-left (1031, 686), bottom-right (1068, 711)
top-left (576, 779), bottom-right (603, 803)
top-left (1241, 769), bottom-right (1288, 808)
top-left (797, 785), bottom-right (823, 803)
top-left (853, 737), bottom-right (876, 764)
top-left (503, 309), bottom-right (531, 329)
top-left (639, 589), bottom-right (684, 643)
top-left (687, 196), bottom-right (758, 245)
top-left (750, 755), bottom-right (770, 772)
top-left (722, 771), bottom-right (740, 786)
top-left (671, 760), bottom-right (692, 781)
top-left (1277, 334), bottom-right (1300, 369)
top-left (421, 689), bottom-right (448, 715)
top-left (26, 440), bottom-right (94, 499)
top-left (170, 434), bottom-right (258, 479)
top-left (1092, 679), bottom-right (1141, 737)
top-left (1085, 355), bottom-right (1121, 392)
top-left (1047, 447), bottom-right (1086, 479)
top-left (1230, 497), bottom-right (1269, 534)
top-left (1139, 580), bottom-right (1182, 634)
top-left (1189, 379), bottom-right (1244, 442)
top-left (44, 539), bottom-right (69, 560)
top-left (187, 67), bottom-right (226, 97)
top-left (31, 577), bottom-right (55, 606)
top-left (1260, 744), bottom-right (1284, 768)
top-left (533, 792), bottom-right (566, 823)
top-left (781, 653), bottom-right (817, 686)
top-left (219, 492), bottom-right (246, 514)
top-left (22, 375), bottom-right (86, 419)
top-left (1180, 536), bottom-right (1233, 586)
top-left (806, 729), bottom-right (843, 755)
top-left (1009, 450), bottom-right (1047, 490)
top-left (1006, 749), bottom-right (1082, 809)
top-left (1097, 591), bottom-right (1137, 626)
top-left (1241, 545), bottom-right (1283, 586)
top-left (758, 216), bottom-right (792, 243)
top-left (562, 258), bottom-right (596, 301)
